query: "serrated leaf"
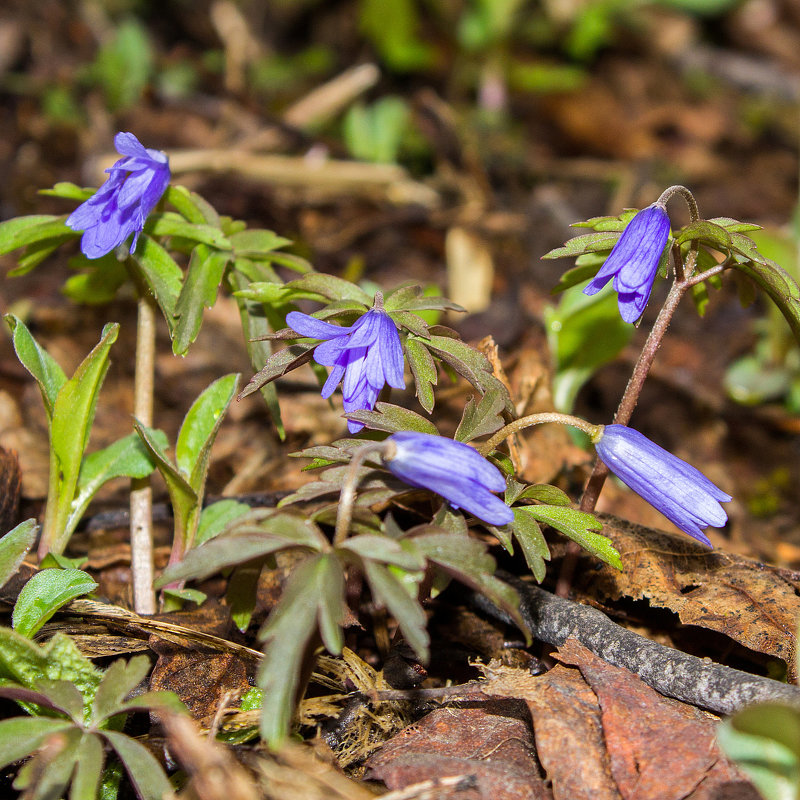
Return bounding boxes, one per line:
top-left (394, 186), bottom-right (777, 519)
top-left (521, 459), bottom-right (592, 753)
top-left (258, 554), bottom-right (345, 747)
top-left (454, 386), bottom-right (506, 442)
top-left (0, 520), bottom-right (38, 589)
top-left (405, 338), bottom-right (437, 413)
top-left (5, 314), bottom-right (67, 419)
top-left (707, 216), bottom-right (762, 234)
top-left (230, 229), bottom-right (292, 256)
top-left (172, 246), bottom-right (231, 355)
top-left (239, 343), bottom-right (316, 399)
top-left (345, 401), bottom-right (438, 435)
top-left (495, 509), bottom-right (550, 582)
top-left (13, 569), bottom-right (98, 638)
top-left (195, 499), bottom-right (251, 546)
top-left (541, 231), bottom-right (620, 260)
top-left (514, 484), bottom-right (572, 506)
top-left (102, 730), bottom-right (173, 800)
top-left (284, 273), bottom-right (372, 304)
top-left (145, 212), bottom-right (231, 249)
top-left (129, 234), bottom-right (183, 328)
top-left (569, 209), bottom-right (638, 231)
top-left (363, 560), bottom-right (428, 660)
top-left (0, 215), bottom-right (73, 256)
top-left (520, 505), bottom-right (621, 569)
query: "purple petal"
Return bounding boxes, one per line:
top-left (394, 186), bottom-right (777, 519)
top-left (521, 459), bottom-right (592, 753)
top-left (313, 337), bottom-right (350, 366)
top-left (321, 361), bottom-right (346, 399)
top-left (114, 132), bottom-right (151, 159)
top-left (286, 311), bottom-right (354, 340)
top-left (378, 314), bottom-right (405, 389)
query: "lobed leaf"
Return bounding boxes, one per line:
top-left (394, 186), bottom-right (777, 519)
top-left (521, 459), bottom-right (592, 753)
top-left (491, 509), bottom-right (550, 583)
top-left (345, 401), bottom-right (439, 435)
top-left (91, 655), bottom-right (151, 725)
top-left (454, 385), bottom-right (507, 442)
top-left (405, 337), bottom-right (438, 413)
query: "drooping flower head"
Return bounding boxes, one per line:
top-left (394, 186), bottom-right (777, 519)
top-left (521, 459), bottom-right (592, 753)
top-left (594, 424), bottom-right (731, 546)
top-left (383, 431), bottom-right (513, 526)
top-left (583, 204), bottom-right (670, 323)
top-left (67, 132), bottom-right (170, 260)
top-left (286, 297), bottom-right (404, 433)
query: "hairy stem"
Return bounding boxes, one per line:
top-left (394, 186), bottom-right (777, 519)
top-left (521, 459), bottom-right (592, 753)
top-left (131, 293), bottom-right (157, 614)
top-left (334, 442), bottom-right (392, 546)
top-left (479, 412), bottom-right (602, 455)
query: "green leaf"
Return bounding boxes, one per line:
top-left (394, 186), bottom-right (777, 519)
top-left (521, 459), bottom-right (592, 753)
top-left (129, 235), bottom-right (183, 327)
top-left (47, 323), bottom-right (119, 553)
top-left (541, 231), bottom-right (620, 261)
top-left (161, 587), bottom-right (207, 611)
top-left (69, 733), bottom-right (105, 800)
top-left (258, 554), bottom-right (345, 747)
top-left (39, 182), bottom-right (94, 201)
top-left (34, 678), bottom-right (85, 722)
top-left (0, 215), bottom-right (73, 257)
top-left (68, 432), bottom-right (163, 539)
top-left (718, 708), bottom-right (800, 800)
top-left (5, 314), bottom-right (67, 420)
top-left (544, 284), bottom-right (635, 413)
top-left (492, 508), bottom-right (550, 583)
top-left (405, 337), bottom-right (437, 413)
top-left (230, 229), bottom-right (292, 256)
top-left (454, 385), bottom-right (506, 442)
top-left (675, 220), bottom-right (732, 251)
top-left (228, 559), bottom-right (264, 632)
top-left (338, 534), bottom-right (426, 571)
top-left (92, 18), bottom-right (153, 111)
top-left (91, 655), bottom-right (151, 725)
top-left (102, 730), bottom-right (173, 800)
top-left (172, 246), bottom-right (231, 355)
top-left (514, 484), bottom-right (572, 506)
top-left (0, 717), bottom-right (74, 770)
top-left (284, 273), bottom-right (372, 305)
top-left (550, 262), bottom-right (601, 294)
top-left (146, 212), bottom-right (231, 250)
top-left (176, 373), bottom-right (239, 490)
top-left (195, 499), bottom-right (251, 546)
top-left (519, 505), bottom-right (621, 569)
top-left (388, 309), bottom-right (431, 338)
top-left (12, 234), bottom-right (75, 276)
top-left (345, 401), bottom-right (438, 435)
top-left (707, 216), bottom-right (762, 234)
top-left (0, 520), bottom-right (38, 589)
top-left (363, 560), bottom-right (428, 660)
top-left (343, 97), bottom-right (409, 163)
top-left (13, 569), bottom-right (98, 638)
top-left (165, 185), bottom-right (220, 226)
top-left (62, 254), bottom-right (129, 305)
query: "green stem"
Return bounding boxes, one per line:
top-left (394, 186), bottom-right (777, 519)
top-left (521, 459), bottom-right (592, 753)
top-left (478, 413), bottom-right (602, 455)
top-left (131, 293), bottom-right (157, 614)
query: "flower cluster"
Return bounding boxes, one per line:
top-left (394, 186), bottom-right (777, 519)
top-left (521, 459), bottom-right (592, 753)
top-left (583, 204), bottom-right (670, 323)
top-left (594, 424), bottom-right (730, 545)
top-left (67, 132), bottom-right (170, 260)
top-left (287, 305), bottom-right (404, 433)
top-left (383, 431), bottom-right (513, 526)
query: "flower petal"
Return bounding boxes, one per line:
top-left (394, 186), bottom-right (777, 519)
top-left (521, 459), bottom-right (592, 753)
top-left (285, 311), bottom-right (353, 340)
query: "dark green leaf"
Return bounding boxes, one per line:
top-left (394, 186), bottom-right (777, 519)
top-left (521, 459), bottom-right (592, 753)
top-left (11, 235), bottom-right (75, 276)
top-left (338, 534), bottom-right (426, 571)
top-left (0, 683), bottom-right (77, 718)
top-left (405, 338), bottom-right (437, 413)
top-left (707, 217), bottom-right (762, 234)
top-left (345, 401), bottom-right (438, 435)
top-left (13, 569), bottom-right (98, 638)
top-left (14, 726), bottom-right (82, 799)
top-left (493, 509), bottom-right (550, 582)
top-left (0, 717), bottom-right (72, 771)
top-left (388, 309), bottom-right (431, 338)
top-left (0, 520), bottom-right (38, 589)
top-left (103, 730), bottom-right (173, 800)
top-left (363, 561), bottom-right (428, 661)
top-left (238, 343), bottom-right (316, 399)
top-left (172, 246), bottom-right (231, 355)
top-left (569, 210), bottom-right (637, 231)
top-left (228, 559), bottom-right (264, 632)
top-left (34, 679), bottom-right (85, 722)
top-left (5, 314), bottom-right (67, 419)
top-left (113, 689), bottom-right (187, 717)
top-left (454, 386), bottom-right (506, 442)
top-left (284, 274), bottom-right (372, 304)
top-left (230, 229), bottom-right (292, 256)
top-left (675, 220), bottom-right (732, 251)
top-left (515, 484), bottom-right (572, 506)
top-left (519, 505), bottom-right (621, 569)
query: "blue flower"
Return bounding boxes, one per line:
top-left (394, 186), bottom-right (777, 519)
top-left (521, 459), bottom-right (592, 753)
top-left (594, 424), bottom-right (731, 546)
top-left (67, 132), bottom-right (170, 259)
top-left (384, 431), bottom-right (513, 526)
top-left (286, 307), bottom-right (404, 433)
top-left (583, 204), bottom-right (670, 323)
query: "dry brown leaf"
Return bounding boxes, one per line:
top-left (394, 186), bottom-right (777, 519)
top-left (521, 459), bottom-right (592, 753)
top-left (365, 701), bottom-right (551, 800)
top-left (580, 514), bottom-right (800, 675)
